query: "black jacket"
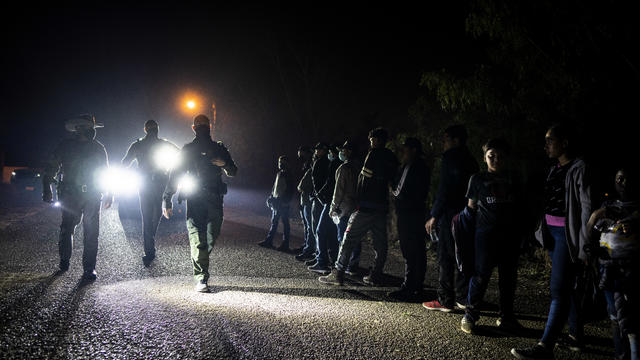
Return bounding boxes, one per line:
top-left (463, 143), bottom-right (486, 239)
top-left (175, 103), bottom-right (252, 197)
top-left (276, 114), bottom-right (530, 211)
top-left (393, 157), bottom-right (430, 213)
top-left (311, 156), bottom-right (330, 198)
top-left (357, 147), bottom-right (398, 212)
top-left (430, 146), bottom-right (478, 219)
top-left (317, 158), bottom-right (342, 205)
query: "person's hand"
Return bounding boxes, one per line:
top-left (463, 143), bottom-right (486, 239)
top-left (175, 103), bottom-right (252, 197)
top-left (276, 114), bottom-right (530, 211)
top-left (211, 158), bottom-right (226, 167)
top-left (103, 196), bottom-right (113, 209)
top-left (163, 208), bottom-right (173, 219)
top-left (617, 216), bottom-right (638, 234)
top-left (425, 217), bottom-right (436, 233)
top-left (43, 191), bottom-right (53, 203)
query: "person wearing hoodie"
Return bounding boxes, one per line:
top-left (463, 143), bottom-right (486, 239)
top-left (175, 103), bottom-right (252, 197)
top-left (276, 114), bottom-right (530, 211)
top-left (512, 123), bottom-right (593, 359)
top-left (319, 127), bottom-right (398, 286)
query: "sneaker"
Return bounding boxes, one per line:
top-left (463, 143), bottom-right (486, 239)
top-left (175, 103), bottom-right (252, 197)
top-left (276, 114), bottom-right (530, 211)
top-left (455, 301), bottom-right (467, 310)
top-left (142, 254), bottom-right (155, 267)
top-left (556, 334), bottom-right (583, 352)
top-left (362, 272), bottom-right (382, 286)
top-left (295, 253), bottom-right (315, 262)
top-left (307, 263), bottom-right (331, 275)
top-left (422, 300), bottom-right (454, 313)
top-left (345, 267), bottom-right (359, 276)
top-left (275, 243), bottom-right (290, 252)
top-left (257, 240), bottom-right (273, 248)
top-left (59, 259), bottom-right (70, 272)
top-left (319, 269), bottom-right (345, 285)
top-left (510, 343), bottom-right (554, 359)
top-left (82, 270), bottom-right (97, 281)
top-left (195, 280), bottom-right (209, 293)
top-left (496, 317), bottom-right (524, 333)
top-left (461, 314), bottom-right (475, 334)
top-left (305, 258), bottom-right (318, 266)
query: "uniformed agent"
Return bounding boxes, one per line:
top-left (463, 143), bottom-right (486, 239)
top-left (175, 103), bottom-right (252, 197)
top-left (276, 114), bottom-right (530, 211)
top-left (162, 114), bottom-right (237, 293)
top-left (42, 114), bottom-right (113, 280)
top-left (122, 120), bottom-right (179, 267)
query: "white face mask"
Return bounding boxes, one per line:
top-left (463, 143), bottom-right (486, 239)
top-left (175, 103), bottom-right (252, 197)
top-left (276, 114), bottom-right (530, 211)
top-left (328, 153), bottom-right (335, 161)
top-left (338, 151), bottom-right (347, 162)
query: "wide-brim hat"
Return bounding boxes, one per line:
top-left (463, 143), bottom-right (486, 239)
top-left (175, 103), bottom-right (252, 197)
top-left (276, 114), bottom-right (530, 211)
top-left (64, 114), bottom-right (103, 132)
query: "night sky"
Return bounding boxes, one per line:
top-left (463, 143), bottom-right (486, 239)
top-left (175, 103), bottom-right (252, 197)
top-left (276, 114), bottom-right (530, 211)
top-left (1, 3), bottom-right (474, 186)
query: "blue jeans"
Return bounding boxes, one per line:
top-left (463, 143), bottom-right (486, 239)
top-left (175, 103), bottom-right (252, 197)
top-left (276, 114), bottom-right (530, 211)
top-left (314, 204), bottom-right (338, 267)
top-left (265, 204), bottom-right (290, 246)
top-left (337, 214), bottom-right (361, 271)
top-left (465, 227), bottom-right (518, 321)
top-left (540, 225), bottom-right (583, 346)
top-left (300, 201), bottom-right (315, 255)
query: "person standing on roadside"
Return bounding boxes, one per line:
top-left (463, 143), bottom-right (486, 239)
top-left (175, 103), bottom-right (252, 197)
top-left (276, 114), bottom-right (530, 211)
top-left (423, 125), bottom-right (479, 312)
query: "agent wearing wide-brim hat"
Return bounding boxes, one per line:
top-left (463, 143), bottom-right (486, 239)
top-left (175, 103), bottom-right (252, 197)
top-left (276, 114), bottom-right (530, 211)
top-left (42, 114), bottom-right (112, 281)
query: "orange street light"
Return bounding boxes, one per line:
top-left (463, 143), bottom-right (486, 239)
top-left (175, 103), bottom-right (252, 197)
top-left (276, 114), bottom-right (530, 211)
top-left (186, 100), bottom-right (196, 109)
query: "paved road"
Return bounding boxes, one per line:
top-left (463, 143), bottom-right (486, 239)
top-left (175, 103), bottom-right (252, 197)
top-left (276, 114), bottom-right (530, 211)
top-left (0, 187), bottom-right (614, 359)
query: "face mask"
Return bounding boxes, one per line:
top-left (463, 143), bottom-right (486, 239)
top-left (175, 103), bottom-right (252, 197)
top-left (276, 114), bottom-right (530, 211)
top-left (338, 152), bottom-right (347, 162)
top-left (194, 125), bottom-right (210, 137)
top-left (146, 127), bottom-right (158, 138)
top-left (328, 153), bottom-right (335, 161)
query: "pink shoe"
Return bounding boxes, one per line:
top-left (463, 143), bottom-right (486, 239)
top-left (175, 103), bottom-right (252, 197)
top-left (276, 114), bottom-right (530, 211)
top-left (422, 300), bottom-right (454, 313)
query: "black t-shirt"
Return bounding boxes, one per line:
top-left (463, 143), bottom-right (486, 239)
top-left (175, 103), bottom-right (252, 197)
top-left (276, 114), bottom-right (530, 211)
top-left (466, 171), bottom-right (519, 230)
top-left (543, 161), bottom-right (573, 217)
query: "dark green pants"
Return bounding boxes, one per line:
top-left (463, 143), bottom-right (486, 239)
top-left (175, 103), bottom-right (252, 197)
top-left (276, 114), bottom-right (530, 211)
top-left (59, 192), bottom-right (102, 272)
top-left (186, 195), bottom-right (224, 282)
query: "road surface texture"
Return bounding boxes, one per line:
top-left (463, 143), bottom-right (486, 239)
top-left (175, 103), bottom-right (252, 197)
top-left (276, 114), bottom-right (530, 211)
top-left (0, 186), bottom-right (613, 359)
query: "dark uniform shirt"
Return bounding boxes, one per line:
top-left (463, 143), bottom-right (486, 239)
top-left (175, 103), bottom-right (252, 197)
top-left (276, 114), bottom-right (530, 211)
top-left (43, 138), bottom-right (109, 194)
top-left (163, 135), bottom-right (237, 205)
top-left (122, 136), bottom-right (179, 174)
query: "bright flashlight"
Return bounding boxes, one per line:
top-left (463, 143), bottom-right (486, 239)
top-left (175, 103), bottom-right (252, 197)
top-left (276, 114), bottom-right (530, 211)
top-left (178, 174), bottom-right (196, 194)
top-left (53, 201), bottom-right (61, 207)
top-left (97, 167), bottom-right (142, 195)
top-left (186, 100), bottom-right (196, 109)
top-left (154, 146), bottom-right (181, 172)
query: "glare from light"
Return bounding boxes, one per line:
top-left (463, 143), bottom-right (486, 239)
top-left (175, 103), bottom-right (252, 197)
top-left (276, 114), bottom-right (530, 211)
top-left (11, 171), bottom-right (16, 176)
top-left (154, 146), bottom-right (181, 172)
top-left (53, 201), bottom-right (61, 207)
top-left (178, 174), bottom-right (196, 194)
top-left (97, 167), bottom-right (142, 196)
top-left (186, 100), bottom-right (196, 109)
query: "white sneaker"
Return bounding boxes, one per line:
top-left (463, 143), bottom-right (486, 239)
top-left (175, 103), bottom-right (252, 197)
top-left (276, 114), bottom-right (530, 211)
top-left (455, 301), bottom-right (467, 310)
top-left (195, 281), bottom-right (209, 293)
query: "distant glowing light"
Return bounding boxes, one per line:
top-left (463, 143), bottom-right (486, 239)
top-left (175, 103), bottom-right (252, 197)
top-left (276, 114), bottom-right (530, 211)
top-left (186, 100), bottom-right (196, 109)
top-left (53, 201), bottom-right (61, 207)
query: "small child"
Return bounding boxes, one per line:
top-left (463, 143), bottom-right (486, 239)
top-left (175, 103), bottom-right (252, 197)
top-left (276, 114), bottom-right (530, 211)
top-left (587, 167), bottom-right (640, 360)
